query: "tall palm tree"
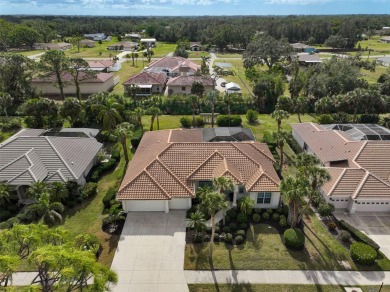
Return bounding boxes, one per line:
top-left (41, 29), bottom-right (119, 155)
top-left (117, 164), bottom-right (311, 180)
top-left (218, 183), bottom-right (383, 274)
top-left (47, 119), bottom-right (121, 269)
top-left (93, 98), bottom-right (123, 134)
top-left (200, 55), bottom-right (210, 75)
top-left (49, 182), bottom-right (69, 203)
top-left (126, 84), bottom-right (140, 108)
top-left (0, 183), bottom-right (11, 207)
top-left (27, 192), bottom-right (64, 226)
top-left (187, 211), bottom-right (206, 236)
top-left (237, 195), bottom-right (255, 215)
top-left (205, 91), bottom-right (218, 128)
top-left (134, 53), bottom-right (139, 66)
top-left (134, 107), bottom-right (145, 132)
top-left (115, 122), bottom-right (134, 164)
top-left (147, 107), bottom-right (161, 131)
top-left (27, 181), bottom-right (47, 200)
top-left (223, 92), bottom-right (232, 116)
top-left (0, 92), bottom-right (13, 118)
top-left (272, 130), bottom-right (291, 175)
top-left (280, 176), bottom-right (308, 228)
top-left (198, 190), bottom-right (227, 258)
top-left (213, 176), bottom-right (234, 224)
top-left (272, 109), bottom-right (290, 132)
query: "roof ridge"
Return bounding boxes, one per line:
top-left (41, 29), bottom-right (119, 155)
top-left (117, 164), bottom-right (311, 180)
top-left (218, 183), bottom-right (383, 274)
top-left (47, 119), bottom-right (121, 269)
top-left (25, 149), bottom-right (39, 182)
top-left (328, 168), bottom-right (347, 196)
top-left (7, 169), bottom-right (34, 184)
top-left (187, 150), bottom-right (224, 180)
top-left (247, 143), bottom-right (275, 163)
top-left (45, 137), bottom-right (77, 179)
top-left (230, 143), bottom-right (261, 167)
top-left (352, 170), bottom-right (370, 199)
top-left (245, 168), bottom-right (264, 190)
top-left (0, 149), bottom-right (31, 172)
top-left (352, 141), bottom-right (368, 168)
top-left (218, 158), bottom-right (243, 184)
top-left (246, 171), bottom-right (278, 192)
top-left (127, 169), bottom-right (171, 199)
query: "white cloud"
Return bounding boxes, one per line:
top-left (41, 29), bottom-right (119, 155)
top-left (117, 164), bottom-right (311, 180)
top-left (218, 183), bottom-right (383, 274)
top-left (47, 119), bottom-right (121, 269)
top-left (266, 0), bottom-right (330, 4)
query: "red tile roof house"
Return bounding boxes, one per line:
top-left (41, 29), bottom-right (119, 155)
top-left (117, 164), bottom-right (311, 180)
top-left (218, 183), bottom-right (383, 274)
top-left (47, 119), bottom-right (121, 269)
top-left (145, 56), bottom-right (200, 77)
top-left (117, 128), bottom-right (280, 213)
top-left (166, 74), bottom-right (214, 96)
top-left (32, 72), bottom-right (120, 99)
top-left (123, 71), bottom-right (167, 97)
top-left (292, 123), bottom-right (390, 213)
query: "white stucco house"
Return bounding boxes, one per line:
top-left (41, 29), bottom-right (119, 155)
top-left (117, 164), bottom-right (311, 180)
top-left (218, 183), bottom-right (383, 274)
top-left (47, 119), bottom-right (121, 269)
top-left (117, 128), bottom-right (281, 213)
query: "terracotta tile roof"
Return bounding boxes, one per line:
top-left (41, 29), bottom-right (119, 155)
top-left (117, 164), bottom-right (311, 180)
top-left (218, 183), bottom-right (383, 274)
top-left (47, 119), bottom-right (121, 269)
top-left (123, 71), bottom-right (166, 86)
top-left (147, 57), bottom-right (200, 73)
top-left (87, 60), bottom-right (114, 68)
top-left (32, 72), bottom-right (113, 83)
top-left (117, 129), bottom-right (280, 200)
top-left (166, 75), bottom-right (214, 87)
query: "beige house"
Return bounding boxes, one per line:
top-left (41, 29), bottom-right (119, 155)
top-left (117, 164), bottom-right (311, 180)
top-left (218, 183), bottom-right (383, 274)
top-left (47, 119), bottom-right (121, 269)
top-left (292, 122), bottom-right (390, 213)
top-left (117, 128), bottom-right (280, 213)
top-left (123, 71), bottom-right (166, 97)
top-left (146, 56), bottom-right (200, 77)
top-left (32, 72), bottom-right (119, 98)
top-left (34, 42), bottom-right (72, 51)
top-left (80, 39), bottom-right (96, 48)
top-left (166, 75), bottom-right (214, 96)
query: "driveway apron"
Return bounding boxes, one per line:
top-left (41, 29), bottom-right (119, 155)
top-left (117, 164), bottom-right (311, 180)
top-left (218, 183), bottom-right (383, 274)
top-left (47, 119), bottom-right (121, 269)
top-left (110, 211), bottom-right (189, 292)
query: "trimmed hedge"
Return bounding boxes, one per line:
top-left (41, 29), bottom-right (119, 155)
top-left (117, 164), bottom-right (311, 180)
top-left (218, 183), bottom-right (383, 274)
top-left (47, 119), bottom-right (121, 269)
top-left (246, 110), bottom-right (259, 124)
top-left (80, 182), bottom-right (98, 201)
top-left (279, 216), bottom-right (287, 228)
top-left (216, 115), bottom-right (242, 127)
top-left (102, 187), bottom-right (117, 209)
top-left (262, 212), bottom-right (270, 220)
top-left (226, 208), bottom-right (238, 219)
top-left (180, 116), bottom-right (192, 128)
top-left (252, 213), bottom-right (261, 223)
top-left (235, 235), bottom-right (244, 245)
top-left (224, 233), bottom-right (233, 243)
top-left (350, 242), bottom-right (377, 265)
top-left (237, 213), bottom-right (248, 224)
top-left (339, 220), bottom-right (380, 251)
top-left (283, 228), bottom-right (305, 249)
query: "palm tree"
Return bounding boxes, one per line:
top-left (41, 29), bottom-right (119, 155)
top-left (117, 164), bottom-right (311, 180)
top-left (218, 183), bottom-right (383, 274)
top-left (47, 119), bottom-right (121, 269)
top-left (93, 98), bottom-right (123, 134)
top-left (200, 55), bottom-right (210, 75)
top-left (237, 195), bottom-right (255, 215)
top-left (27, 192), bottom-right (65, 226)
top-left (126, 84), bottom-right (140, 108)
top-left (0, 183), bottom-right (11, 207)
top-left (272, 109), bottom-right (290, 132)
top-left (0, 92), bottom-right (13, 118)
top-left (115, 122), bottom-right (134, 164)
top-left (49, 182), bottom-right (69, 203)
top-left (223, 92), bottom-right (232, 117)
top-left (205, 91), bottom-right (218, 128)
top-left (213, 176), bottom-right (234, 224)
top-left (27, 181), bottom-right (47, 200)
top-left (187, 211), bottom-right (206, 236)
top-left (134, 53), bottom-right (139, 66)
top-left (198, 190), bottom-right (227, 257)
top-left (134, 107), bottom-right (145, 132)
top-left (190, 94), bottom-right (198, 127)
top-left (272, 130), bottom-right (291, 175)
top-left (147, 107), bottom-right (161, 131)
top-left (280, 176), bottom-right (308, 228)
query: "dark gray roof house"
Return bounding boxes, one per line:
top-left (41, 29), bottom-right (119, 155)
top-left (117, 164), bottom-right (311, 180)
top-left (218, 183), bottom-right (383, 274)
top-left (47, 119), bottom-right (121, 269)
top-left (0, 128), bottom-right (102, 193)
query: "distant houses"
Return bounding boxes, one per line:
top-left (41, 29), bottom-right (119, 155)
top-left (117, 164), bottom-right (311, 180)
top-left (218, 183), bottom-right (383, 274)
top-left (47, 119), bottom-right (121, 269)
top-left (291, 42), bottom-right (316, 53)
top-left (145, 56), bottom-right (200, 77)
top-left (87, 60), bottom-right (121, 72)
top-left (380, 36), bottom-right (390, 43)
top-left (107, 42), bottom-right (138, 51)
top-left (84, 33), bottom-right (110, 41)
top-left (141, 38), bottom-right (157, 47)
top-left (34, 42), bottom-right (72, 51)
top-left (80, 39), bottom-right (96, 48)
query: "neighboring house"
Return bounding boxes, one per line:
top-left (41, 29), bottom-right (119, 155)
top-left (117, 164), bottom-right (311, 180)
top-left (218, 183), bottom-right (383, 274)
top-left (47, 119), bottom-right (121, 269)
top-left (377, 57), bottom-right (390, 67)
top-left (84, 33), bottom-right (107, 41)
top-left (145, 56), bottom-right (200, 77)
top-left (202, 127), bottom-right (255, 142)
top-left (190, 42), bottom-right (202, 51)
top-left (124, 33), bottom-right (141, 41)
top-left (117, 128), bottom-right (280, 213)
top-left (225, 82), bottom-right (242, 94)
top-left (166, 75), bottom-right (214, 96)
top-left (32, 72), bottom-right (119, 99)
top-left (87, 60), bottom-right (121, 72)
top-left (80, 39), bottom-right (96, 48)
top-left (123, 71), bottom-right (166, 96)
top-left (380, 36), bottom-right (390, 43)
top-left (291, 42), bottom-right (316, 53)
top-left (107, 42), bottom-right (138, 51)
top-left (34, 42), bottom-right (72, 51)
top-left (141, 38), bottom-right (157, 47)
top-left (0, 128), bottom-right (102, 202)
top-left (292, 122), bottom-right (390, 213)
top-left (291, 53), bottom-right (322, 65)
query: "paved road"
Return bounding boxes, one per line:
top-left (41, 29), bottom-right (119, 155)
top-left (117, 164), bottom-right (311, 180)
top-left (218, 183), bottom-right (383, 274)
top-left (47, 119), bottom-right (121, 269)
top-left (110, 211), bottom-right (188, 292)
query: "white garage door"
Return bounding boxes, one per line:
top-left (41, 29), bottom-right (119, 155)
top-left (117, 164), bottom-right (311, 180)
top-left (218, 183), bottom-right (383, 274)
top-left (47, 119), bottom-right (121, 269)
top-left (353, 202), bottom-right (390, 213)
top-left (169, 198), bottom-right (190, 210)
top-left (122, 200), bottom-right (166, 212)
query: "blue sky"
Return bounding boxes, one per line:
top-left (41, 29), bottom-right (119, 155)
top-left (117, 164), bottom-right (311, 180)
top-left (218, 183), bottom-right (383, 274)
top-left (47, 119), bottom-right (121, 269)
top-left (0, 0), bottom-right (389, 16)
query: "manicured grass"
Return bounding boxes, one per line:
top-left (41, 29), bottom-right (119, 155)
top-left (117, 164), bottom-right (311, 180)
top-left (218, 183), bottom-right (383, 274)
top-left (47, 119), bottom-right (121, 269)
top-left (64, 37), bottom-right (120, 59)
top-left (142, 115), bottom-right (187, 131)
top-left (111, 61), bottom-right (145, 95)
top-left (215, 52), bottom-right (243, 58)
top-left (61, 142), bottom-right (130, 268)
top-left (6, 49), bottom-right (45, 56)
top-left (189, 284), bottom-right (390, 292)
top-left (356, 36), bottom-right (390, 55)
top-left (152, 42), bottom-right (176, 57)
top-left (216, 58), bottom-right (252, 96)
top-left (185, 210), bottom-right (355, 270)
top-left (187, 51), bottom-right (210, 58)
top-left (361, 65), bottom-right (388, 84)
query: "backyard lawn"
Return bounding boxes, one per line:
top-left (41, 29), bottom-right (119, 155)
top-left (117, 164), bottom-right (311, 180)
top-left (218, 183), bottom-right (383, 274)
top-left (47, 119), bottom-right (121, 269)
top-left (354, 35), bottom-right (390, 56)
top-left (361, 65), bottom-right (388, 84)
top-left (64, 37), bottom-right (121, 59)
top-left (111, 61), bottom-right (145, 95)
top-left (152, 42), bottom-right (177, 57)
top-left (215, 52), bottom-right (243, 58)
top-left (188, 51), bottom-right (210, 58)
top-left (6, 49), bottom-right (45, 56)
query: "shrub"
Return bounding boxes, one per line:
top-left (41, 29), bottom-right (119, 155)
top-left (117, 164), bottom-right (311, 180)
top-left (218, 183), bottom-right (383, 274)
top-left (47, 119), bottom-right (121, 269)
top-left (359, 114), bottom-right (380, 124)
top-left (282, 205), bottom-right (289, 216)
top-left (283, 228), bottom-right (305, 249)
top-left (180, 116), bottom-right (192, 128)
top-left (224, 233), bottom-right (233, 244)
top-left (111, 148), bottom-right (121, 162)
top-left (338, 230), bottom-right (352, 242)
top-left (0, 222), bottom-right (10, 230)
top-left (6, 204), bottom-right (19, 212)
top-left (226, 208), bottom-right (238, 219)
top-left (237, 213), bottom-right (248, 224)
top-left (223, 226), bottom-right (231, 233)
top-left (318, 203), bottom-right (335, 217)
top-left (214, 226), bottom-right (220, 233)
top-left (0, 210), bottom-right (11, 220)
top-left (246, 109), bottom-right (259, 124)
top-left (203, 234), bottom-right (211, 242)
top-left (216, 115), bottom-right (242, 127)
top-left (266, 209), bottom-right (273, 214)
top-left (252, 213), bottom-right (261, 223)
top-left (262, 131), bottom-right (277, 148)
top-left (102, 187), bottom-right (117, 209)
top-left (6, 217), bottom-right (20, 227)
top-left (279, 216), bottom-right (287, 228)
top-left (205, 226), bottom-right (212, 234)
top-left (339, 220), bottom-right (380, 251)
top-left (224, 215), bottom-right (231, 223)
top-left (195, 116), bottom-right (205, 127)
top-left (316, 114), bottom-right (334, 124)
top-left (254, 208), bottom-right (261, 214)
top-left (80, 182), bottom-right (98, 201)
top-left (327, 221), bottom-right (337, 231)
top-left (0, 118), bottom-right (22, 131)
top-left (276, 207), bottom-right (283, 214)
top-left (236, 230), bottom-right (245, 237)
top-left (312, 196), bottom-right (325, 208)
top-left (235, 235), bottom-right (245, 245)
top-left (219, 234), bottom-right (225, 242)
top-left (214, 233), bottom-right (220, 242)
top-left (262, 212), bottom-right (270, 220)
top-left (130, 136), bottom-right (142, 149)
top-left (229, 223), bottom-right (238, 232)
top-left (239, 223), bottom-right (248, 230)
top-left (350, 242), bottom-right (377, 265)
top-left (194, 234), bottom-right (203, 243)
top-left (272, 213), bottom-right (280, 221)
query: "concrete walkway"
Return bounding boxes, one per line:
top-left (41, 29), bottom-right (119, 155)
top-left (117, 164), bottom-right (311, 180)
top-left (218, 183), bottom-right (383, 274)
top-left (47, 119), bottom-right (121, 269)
top-left (110, 211), bottom-right (189, 292)
top-left (185, 270), bottom-right (390, 285)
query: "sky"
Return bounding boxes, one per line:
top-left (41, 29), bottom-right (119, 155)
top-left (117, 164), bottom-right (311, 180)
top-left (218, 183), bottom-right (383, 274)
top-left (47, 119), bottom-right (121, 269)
top-left (0, 0), bottom-right (389, 16)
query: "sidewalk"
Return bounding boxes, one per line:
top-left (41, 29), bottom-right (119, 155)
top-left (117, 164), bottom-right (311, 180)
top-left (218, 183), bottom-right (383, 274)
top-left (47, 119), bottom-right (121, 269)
top-left (185, 270), bottom-right (390, 286)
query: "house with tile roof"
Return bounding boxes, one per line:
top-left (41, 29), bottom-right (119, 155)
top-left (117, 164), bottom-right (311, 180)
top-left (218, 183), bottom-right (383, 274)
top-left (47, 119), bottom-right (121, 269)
top-left (123, 71), bottom-right (167, 96)
top-left (117, 128), bottom-right (280, 213)
top-left (145, 56), bottom-right (200, 77)
top-left (292, 122), bottom-right (390, 213)
top-left (0, 128), bottom-right (102, 202)
top-left (166, 75), bottom-right (214, 96)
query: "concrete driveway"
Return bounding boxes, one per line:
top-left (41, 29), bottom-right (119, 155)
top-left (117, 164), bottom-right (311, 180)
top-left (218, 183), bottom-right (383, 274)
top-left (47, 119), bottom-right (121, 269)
top-left (334, 212), bottom-right (390, 258)
top-left (110, 211), bottom-right (189, 292)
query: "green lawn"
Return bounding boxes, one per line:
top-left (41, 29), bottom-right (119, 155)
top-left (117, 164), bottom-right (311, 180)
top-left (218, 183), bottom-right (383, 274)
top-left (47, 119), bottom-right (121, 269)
top-left (152, 42), bottom-right (177, 58)
top-left (361, 65), bottom-right (388, 84)
top-left (111, 61), bottom-right (145, 95)
top-left (215, 52), bottom-right (243, 58)
top-left (189, 284), bottom-right (390, 292)
top-left (356, 35), bottom-right (390, 56)
top-left (6, 49), bottom-right (45, 57)
top-left (65, 37), bottom-right (121, 59)
top-left (187, 51), bottom-right (210, 58)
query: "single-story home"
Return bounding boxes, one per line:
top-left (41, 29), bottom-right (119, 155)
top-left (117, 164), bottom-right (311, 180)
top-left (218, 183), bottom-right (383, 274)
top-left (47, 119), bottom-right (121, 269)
top-left (34, 42), bottom-right (72, 51)
top-left (146, 56), bottom-right (200, 77)
top-left (225, 82), bottom-right (242, 94)
top-left (292, 122), bottom-right (390, 213)
top-left (141, 38), bottom-right (157, 47)
top-left (291, 53), bottom-right (322, 66)
top-left (0, 128), bottom-right (102, 202)
top-left (166, 75), bottom-right (214, 96)
top-left (123, 71), bottom-right (166, 96)
top-left (117, 128), bottom-right (280, 213)
top-left (124, 33), bottom-right (141, 41)
top-left (290, 42), bottom-right (316, 53)
top-left (80, 39), bottom-right (96, 48)
top-left (380, 36), bottom-right (390, 43)
top-left (87, 60), bottom-right (121, 72)
top-left (32, 72), bottom-right (119, 99)
top-left (190, 42), bottom-right (202, 51)
top-left (84, 33), bottom-right (107, 41)
top-left (107, 42), bottom-right (138, 51)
